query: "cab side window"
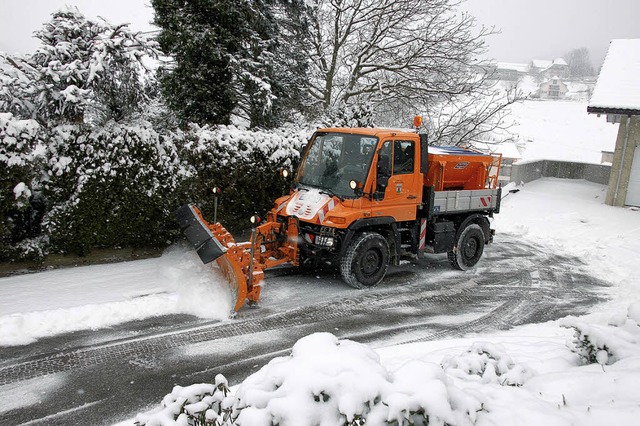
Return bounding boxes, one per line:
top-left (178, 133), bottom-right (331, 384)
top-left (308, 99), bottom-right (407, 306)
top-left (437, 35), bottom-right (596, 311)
top-left (393, 140), bottom-right (414, 174)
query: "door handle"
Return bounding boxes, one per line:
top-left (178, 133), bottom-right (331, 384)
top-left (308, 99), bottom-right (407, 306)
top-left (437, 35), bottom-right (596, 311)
top-left (407, 195), bottom-right (417, 200)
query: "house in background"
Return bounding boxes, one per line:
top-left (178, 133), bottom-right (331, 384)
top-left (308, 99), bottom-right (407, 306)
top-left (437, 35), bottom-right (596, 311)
top-left (587, 39), bottom-right (640, 207)
top-left (537, 76), bottom-right (569, 99)
top-left (490, 58), bottom-right (573, 98)
top-left (493, 62), bottom-right (530, 81)
top-left (529, 58), bottom-right (570, 79)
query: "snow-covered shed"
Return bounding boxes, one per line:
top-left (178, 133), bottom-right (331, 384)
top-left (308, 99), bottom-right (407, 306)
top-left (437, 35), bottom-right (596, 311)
top-left (588, 39), bottom-right (640, 207)
top-left (493, 62), bottom-right (530, 81)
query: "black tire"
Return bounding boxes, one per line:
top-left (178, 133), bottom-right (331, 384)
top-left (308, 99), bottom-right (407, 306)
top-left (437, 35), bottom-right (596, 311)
top-left (340, 232), bottom-right (390, 289)
top-left (448, 224), bottom-right (485, 271)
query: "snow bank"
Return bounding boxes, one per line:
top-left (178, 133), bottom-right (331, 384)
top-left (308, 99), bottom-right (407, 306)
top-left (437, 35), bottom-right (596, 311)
top-left (137, 333), bottom-right (482, 426)
top-left (0, 245), bottom-right (233, 347)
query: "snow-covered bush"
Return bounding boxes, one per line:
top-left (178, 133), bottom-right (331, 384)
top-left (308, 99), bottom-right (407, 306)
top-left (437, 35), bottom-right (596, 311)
top-left (0, 112), bottom-right (47, 260)
top-left (42, 120), bottom-right (186, 255)
top-left (561, 303), bottom-right (640, 365)
top-left (442, 342), bottom-right (531, 386)
top-left (135, 375), bottom-right (234, 426)
top-left (177, 124), bottom-right (308, 232)
top-left (138, 333), bottom-right (482, 426)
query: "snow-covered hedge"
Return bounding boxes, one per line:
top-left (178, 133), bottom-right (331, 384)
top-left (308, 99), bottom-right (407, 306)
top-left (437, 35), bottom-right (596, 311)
top-left (42, 120), bottom-right (187, 255)
top-left (136, 333), bottom-right (482, 426)
top-left (176, 123), bottom-right (308, 232)
top-left (0, 113), bottom-right (45, 260)
top-left (0, 116), bottom-right (310, 258)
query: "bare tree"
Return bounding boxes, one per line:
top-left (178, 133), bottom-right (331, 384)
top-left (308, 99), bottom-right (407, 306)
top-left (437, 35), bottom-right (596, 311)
top-left (306, 0), bottom-right (522, 144)
top-left (425, 86), bottom-right (522, 147)
top-left (565, 47), bottom-right (595, 78)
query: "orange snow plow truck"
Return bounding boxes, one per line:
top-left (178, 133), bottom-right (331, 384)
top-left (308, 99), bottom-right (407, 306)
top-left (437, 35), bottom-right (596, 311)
top-left (175, 121), bottom-right (502, 312)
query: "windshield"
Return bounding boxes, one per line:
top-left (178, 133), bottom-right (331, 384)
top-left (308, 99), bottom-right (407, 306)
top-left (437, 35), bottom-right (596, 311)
top-left (298, 132), bottom-right (378, 197)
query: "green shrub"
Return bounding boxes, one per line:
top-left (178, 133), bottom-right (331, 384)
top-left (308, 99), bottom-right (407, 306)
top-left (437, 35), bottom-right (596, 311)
top-left (0, 113), bottom-right (46, 261)
top-left (176, 124), bottom-right (307, 233)
top-left (42, 121), bottom-right (185, 255)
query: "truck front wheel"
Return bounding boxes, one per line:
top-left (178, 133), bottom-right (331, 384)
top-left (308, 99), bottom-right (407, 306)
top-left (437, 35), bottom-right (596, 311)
top-left (448, 223), bottom-right (485, 271)
top-left (340, 232), bottom-right (390, 289)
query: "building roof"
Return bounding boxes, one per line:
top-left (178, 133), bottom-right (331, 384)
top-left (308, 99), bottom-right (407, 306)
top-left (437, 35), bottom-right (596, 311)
top-left (552, 58), bottom-right (568, 66)
top-left (588, 39), bottom-right (640, 115)
top-left (531, 59), bottom-right (553, 69)
top-left (496, 62), bottom-right (529, 73)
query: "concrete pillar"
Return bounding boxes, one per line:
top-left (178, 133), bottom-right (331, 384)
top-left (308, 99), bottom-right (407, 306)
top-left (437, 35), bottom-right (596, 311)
top-left (606, 115), bottom-right (640, 206)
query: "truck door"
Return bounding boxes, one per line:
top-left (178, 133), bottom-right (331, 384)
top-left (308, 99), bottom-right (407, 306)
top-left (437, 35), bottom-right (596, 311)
top-left (373, 139), bottom-right (420, 221)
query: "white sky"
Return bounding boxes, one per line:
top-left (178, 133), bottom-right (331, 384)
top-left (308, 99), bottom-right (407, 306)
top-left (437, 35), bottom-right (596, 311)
top-left (0, 0), bottom-right (157, 54)
top-left (0, 0), bottom-right (639, 68)
top-left (463, 0), bottom-right (640, 67)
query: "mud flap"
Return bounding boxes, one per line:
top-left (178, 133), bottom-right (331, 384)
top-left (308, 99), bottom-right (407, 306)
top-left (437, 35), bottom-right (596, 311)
top-left (175, 204), bottom-right (227, 264)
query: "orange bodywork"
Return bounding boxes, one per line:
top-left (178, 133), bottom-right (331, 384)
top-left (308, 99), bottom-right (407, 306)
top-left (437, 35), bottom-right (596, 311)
top-left (192, 206), bottom-right (300, 312)
top-left (424, 148), bottom-right (500, 191)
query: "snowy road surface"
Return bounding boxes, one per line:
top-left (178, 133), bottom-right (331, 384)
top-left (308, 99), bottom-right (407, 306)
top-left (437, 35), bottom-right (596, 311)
top-left (0, 232), bottom-right (609, 425)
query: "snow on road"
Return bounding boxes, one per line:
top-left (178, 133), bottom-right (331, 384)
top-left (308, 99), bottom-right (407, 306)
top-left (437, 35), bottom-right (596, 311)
top-left (0, 246), bottom-right (234, 346)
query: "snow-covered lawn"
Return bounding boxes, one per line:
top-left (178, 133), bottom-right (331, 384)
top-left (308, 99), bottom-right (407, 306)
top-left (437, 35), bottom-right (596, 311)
top-left (491, 99), bottom-right (618, 165)
top-left (509, 100), bottom-right (618, 164)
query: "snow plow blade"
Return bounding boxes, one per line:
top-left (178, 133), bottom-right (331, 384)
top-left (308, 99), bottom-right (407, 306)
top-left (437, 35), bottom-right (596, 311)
top-left (174, 204), bottom-right (227, 264)
top-left (174, 204), bottom-right (260, 312)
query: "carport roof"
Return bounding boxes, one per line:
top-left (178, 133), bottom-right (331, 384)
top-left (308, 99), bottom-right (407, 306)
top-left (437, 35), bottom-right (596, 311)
top-left (588, 39), bottom-right (640, 116)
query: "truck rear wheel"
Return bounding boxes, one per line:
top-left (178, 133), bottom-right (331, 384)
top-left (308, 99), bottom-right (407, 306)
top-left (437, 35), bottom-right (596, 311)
top-left (448, 224), bottom-right (485, 271)
top-left (340, 232), bottom-right (390, 289)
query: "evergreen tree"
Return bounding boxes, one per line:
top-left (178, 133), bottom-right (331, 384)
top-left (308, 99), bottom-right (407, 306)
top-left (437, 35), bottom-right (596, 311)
top-left (236, 1), bottom-right (312, 128)
top-left (28, 6), bottom-right (158, 125)
top-left (151, 0), bottom-right (311, 128)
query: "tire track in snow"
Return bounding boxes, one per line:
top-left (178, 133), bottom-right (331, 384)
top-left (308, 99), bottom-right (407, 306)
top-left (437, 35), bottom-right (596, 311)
top-left (0, 279), bottom-right (478, 385)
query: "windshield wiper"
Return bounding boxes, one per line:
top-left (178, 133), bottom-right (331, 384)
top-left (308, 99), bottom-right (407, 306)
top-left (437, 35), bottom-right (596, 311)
top-left (319, 189), bottom-right (344, 202)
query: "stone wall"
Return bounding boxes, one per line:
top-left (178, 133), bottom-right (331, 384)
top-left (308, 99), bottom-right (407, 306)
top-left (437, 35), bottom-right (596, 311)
top-left (510, 160), bottom-right (611, 185)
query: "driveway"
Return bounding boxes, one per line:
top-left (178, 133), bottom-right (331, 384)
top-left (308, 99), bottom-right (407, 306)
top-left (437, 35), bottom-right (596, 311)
top-left (0, 233), bottom-right (610, 425)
